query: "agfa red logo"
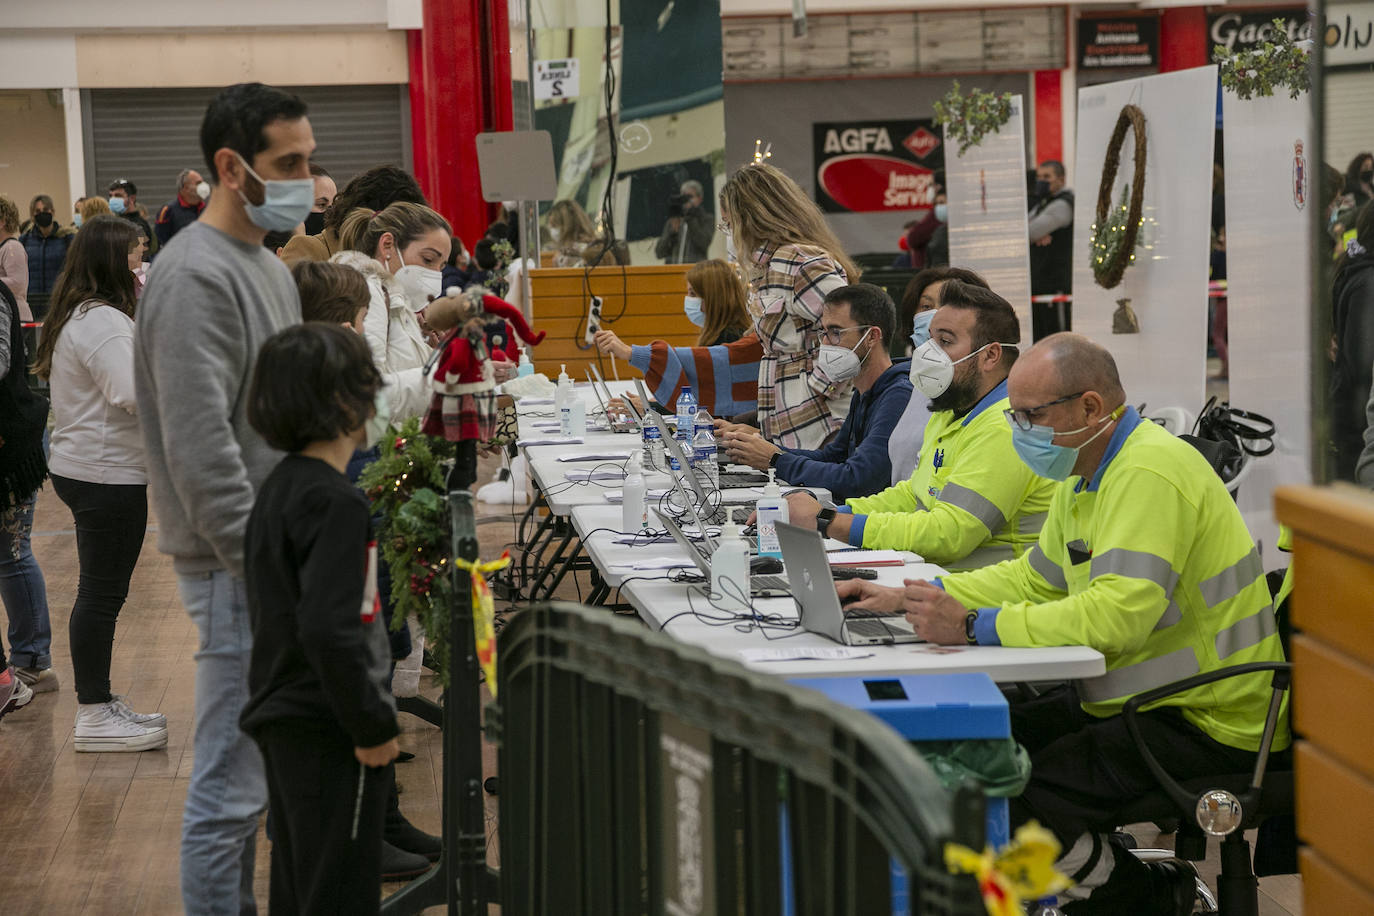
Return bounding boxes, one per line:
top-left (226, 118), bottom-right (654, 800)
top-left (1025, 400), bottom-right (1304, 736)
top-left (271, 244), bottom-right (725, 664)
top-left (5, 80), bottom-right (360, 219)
top-left (903, 127), bottom-right (941, 160)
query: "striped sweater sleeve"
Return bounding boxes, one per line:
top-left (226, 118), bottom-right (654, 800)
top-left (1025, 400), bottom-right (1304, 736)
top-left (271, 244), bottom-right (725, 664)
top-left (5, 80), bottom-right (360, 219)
top-left (629, 335), bottom-right (762, 416)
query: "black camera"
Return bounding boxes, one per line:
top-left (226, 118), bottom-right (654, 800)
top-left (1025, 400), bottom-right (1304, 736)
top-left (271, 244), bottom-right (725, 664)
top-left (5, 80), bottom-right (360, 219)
top-left (667, 192), bottom-right (692, 218)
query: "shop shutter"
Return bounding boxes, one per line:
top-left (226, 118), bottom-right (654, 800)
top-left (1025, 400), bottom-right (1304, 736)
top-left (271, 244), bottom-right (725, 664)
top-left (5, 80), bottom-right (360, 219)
top-left (1324, 70), bottom-right (1374, 172)
top-left (84, 84), bottom-right (410, 208)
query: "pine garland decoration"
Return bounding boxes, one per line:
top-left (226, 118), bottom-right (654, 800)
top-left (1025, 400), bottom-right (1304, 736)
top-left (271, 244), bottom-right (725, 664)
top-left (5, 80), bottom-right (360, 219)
top-left (358, 416), bottom-right (463, 684)
top-left (933, 81), bottom-right (1015, 158)
top-left (1214, 19), bottom-right (1313, 100)
top-left (1088, 104), bottom-right (1147, 290)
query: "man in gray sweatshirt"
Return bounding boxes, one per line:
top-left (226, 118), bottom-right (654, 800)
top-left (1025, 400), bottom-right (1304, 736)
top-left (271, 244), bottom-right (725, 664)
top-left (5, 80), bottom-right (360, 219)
top-left (135, 82), bottom-right (313, 916)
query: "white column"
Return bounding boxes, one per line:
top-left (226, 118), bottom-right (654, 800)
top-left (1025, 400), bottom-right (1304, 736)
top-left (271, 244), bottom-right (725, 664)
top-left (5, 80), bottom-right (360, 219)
top-left (1060, 13), bottom-right (1078, 185)
top-left (62, 88), bottom-right (85, 206)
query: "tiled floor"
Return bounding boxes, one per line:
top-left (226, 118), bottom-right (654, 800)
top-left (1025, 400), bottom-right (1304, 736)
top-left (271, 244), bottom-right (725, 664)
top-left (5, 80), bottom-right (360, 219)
top-left (0, 451), bottom-right (1300, 914)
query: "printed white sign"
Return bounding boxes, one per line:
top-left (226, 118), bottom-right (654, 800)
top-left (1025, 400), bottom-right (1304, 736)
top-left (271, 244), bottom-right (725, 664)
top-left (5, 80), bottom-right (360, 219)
top-left (534, 58), bottom-right (579, 101)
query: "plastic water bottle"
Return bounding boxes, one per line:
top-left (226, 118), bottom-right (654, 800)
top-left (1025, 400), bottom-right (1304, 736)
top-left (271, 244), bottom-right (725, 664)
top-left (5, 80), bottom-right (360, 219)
top-left (692, 409), bottom-right (718, 490)
top-left (755, 468), bottom-right (789, 559)
top-left (642, 415), bottom-right (664, 471)
top-left (710, 509), bottom-right (751, 613)
top-left (621, 451), bottom-right (648, 534)
top-left (674, 385), bottom-right (697, 452)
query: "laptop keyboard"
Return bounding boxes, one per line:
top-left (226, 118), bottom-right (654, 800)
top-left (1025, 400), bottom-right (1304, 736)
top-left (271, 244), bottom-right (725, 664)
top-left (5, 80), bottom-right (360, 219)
top-left (752, 575), bottom-right (790, 592)
top-left (846, 617), bottom-right (910, 638)
top-left (719, 471), bottom-right (770, 487)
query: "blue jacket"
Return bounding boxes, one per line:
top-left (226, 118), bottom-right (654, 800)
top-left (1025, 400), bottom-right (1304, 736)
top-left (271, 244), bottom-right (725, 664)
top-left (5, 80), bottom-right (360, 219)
top-left (774, 359), bottom-right (913, 501)
top-left (20, 226), bottom-right (74, 297)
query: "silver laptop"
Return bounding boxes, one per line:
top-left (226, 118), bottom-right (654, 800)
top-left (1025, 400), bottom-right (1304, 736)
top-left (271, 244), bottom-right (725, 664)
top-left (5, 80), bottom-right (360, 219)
top-left (588, 364), bottom-right (640, 434)
top-left (654, 510), bottom-right (790, 597)
top-left (775, 522), bottom-right (921, 646)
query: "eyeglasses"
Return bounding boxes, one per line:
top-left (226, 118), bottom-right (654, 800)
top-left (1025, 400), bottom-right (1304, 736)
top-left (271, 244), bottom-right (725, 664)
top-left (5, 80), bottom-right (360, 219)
top-left (715, 219), bottom-right (730, 233)
top-left (819, 324), bottom-right (872, 344)
top-left (1003, 392), bottom-right (1084, 431)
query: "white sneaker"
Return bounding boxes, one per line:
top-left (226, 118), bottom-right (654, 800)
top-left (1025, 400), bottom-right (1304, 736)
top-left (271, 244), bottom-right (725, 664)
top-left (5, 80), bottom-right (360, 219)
top-left (10, 677), bottom-right (33, 711)
top-left (74, 702), bottom-right (168, 752)
top-left (110, 695), bottom-right (167, 728)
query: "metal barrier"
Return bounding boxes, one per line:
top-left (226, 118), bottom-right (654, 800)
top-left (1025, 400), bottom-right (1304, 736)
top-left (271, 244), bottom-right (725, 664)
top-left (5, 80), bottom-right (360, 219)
top-left (490, 601), bottom-right (985, 916)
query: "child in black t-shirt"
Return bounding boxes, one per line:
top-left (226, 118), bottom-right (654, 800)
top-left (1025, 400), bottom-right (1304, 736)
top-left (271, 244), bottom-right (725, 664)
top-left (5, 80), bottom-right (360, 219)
top-left (240, 323), bottom-right (400, 914)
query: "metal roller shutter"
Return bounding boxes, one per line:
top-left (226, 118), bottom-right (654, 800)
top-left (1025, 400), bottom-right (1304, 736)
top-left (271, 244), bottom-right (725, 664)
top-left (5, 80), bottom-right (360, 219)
top-left (84, 84), bottom-right (410, 208)
top-left (1324, 69), bottom-right (1374, 172)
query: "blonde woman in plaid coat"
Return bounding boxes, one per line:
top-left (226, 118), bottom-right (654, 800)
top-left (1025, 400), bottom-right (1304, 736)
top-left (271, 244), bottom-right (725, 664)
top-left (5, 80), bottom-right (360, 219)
top-left (719, 164), bottom-right (859, 450)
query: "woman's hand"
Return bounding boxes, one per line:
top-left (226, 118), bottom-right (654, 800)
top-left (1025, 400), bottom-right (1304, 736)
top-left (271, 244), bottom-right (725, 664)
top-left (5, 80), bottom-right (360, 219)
top-left (594, 330), bottom-right (632, 361)
top-left (606, 393), bottom-right (646, 417)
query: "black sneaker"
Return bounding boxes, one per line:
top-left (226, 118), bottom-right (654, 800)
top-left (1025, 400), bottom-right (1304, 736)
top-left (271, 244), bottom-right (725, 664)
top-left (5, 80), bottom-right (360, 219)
top-left (1143, 859), bottom-right (1200, 916)
top-left (381, 840), bottom-right (432, 881)
top-left (385, 814), bottom-right (442, 862)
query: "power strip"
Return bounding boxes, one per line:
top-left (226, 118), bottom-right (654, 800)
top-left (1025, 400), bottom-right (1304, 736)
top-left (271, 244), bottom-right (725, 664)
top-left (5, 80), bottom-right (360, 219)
top-left (584, 295), bottom-right (604, 345)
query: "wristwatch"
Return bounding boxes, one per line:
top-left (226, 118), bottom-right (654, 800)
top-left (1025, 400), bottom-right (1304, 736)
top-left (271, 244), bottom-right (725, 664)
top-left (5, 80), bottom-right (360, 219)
top-left (965, 610), bottom-right (980, 645)
top-left (768, 451), bottom-right (781, 469)
top-left (816, 508), bottom-right (837, 538)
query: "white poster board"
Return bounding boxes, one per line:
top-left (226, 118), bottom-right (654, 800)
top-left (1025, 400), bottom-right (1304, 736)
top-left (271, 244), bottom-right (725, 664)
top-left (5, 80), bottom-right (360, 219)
top-left (945, 94), bottom-right (1033, 348)
top-left (534, 58), bottom-right (581, 101)
top-left (1072, 66), bottom-right (1217, 419)
top-left (1222, 90), bottom-right (1313, 556)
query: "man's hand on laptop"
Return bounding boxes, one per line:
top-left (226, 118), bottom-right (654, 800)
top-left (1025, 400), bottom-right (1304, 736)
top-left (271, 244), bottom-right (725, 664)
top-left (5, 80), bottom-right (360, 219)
top-left (902, 580), bottom-right (969, 645)
top-left (835, 579), bottom-right (904, 615)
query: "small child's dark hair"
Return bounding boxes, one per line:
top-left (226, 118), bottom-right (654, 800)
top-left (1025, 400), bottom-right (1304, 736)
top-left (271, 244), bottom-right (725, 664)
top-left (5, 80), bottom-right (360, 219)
top-left (473, 237), bottom-right (498, 270)
top-left (248, 323), bottom-right (382, 453)
top-left (293, 260), bottom-right (371, 325)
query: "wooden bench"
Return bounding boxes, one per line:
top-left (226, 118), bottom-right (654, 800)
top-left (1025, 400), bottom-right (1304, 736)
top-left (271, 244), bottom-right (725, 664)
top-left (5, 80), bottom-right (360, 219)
top-left (527, 264), bottom-right (700, 380)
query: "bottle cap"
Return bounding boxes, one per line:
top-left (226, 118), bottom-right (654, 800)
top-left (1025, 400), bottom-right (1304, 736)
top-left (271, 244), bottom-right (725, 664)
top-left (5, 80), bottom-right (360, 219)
top-left (763, 467), bottom-right (781, 497)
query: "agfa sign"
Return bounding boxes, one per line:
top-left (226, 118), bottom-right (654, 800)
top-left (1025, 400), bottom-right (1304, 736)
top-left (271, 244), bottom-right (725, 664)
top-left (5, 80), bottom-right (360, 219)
top-left (813, 119), bottom-right (944, 214)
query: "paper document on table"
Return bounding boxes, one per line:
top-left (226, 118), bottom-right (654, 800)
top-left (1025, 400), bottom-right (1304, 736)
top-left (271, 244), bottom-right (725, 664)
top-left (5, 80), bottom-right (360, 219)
top-left (607, 557), bottom-right (695, 571)
top-left (516, 397), bottom-right (556, 405)
top-left (556, 451), bottom-right (637, 462)
top-left (740, 647), bottom-right (877, 662)
top-left (827, 550), bottom-right (910, 567)
top-left (517, 436), bottom-right (585, 447)
top-left (565, 468), bottom-right (626, 482)
top-left (603, 488), bottom-right (674, 504)
top-left (531, 421), bottom-right (608, 432)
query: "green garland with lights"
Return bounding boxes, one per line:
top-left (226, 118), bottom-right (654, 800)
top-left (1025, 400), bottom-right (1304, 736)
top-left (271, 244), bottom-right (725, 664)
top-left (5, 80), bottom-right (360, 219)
top-left (933, 81), bottom-right (1015, 158)
top-left (1088, 104), bottom-right (1147, 290)
top-left (357, 417), bottom-right (463, 684)
top-left (1214, 18), bottom-right (1312, 101)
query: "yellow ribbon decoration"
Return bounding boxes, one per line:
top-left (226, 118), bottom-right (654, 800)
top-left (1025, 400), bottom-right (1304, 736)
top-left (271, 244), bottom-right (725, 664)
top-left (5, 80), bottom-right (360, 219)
top-left (944, 821), bottom-right (1071, 916)
top-left (453, 551), bottom-right (511, 696)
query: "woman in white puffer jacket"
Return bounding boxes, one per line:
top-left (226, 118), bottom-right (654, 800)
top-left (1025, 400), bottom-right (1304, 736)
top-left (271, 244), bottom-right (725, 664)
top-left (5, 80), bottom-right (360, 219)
top-left (331, 201), bottom-right (453, 420)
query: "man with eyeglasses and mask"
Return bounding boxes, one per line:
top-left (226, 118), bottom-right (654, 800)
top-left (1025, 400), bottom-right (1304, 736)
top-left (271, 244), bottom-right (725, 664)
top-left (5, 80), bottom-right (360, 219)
top-left (839, 333), bottom-right (1287, 915)
top-left (719, 283), bottom-right (912, 501)
top-left (781, 280), bottom-right (1056, 570)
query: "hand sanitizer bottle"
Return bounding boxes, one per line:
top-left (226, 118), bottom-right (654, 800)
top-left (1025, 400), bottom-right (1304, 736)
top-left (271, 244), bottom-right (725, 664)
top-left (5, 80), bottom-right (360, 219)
top-left (621, 450), bottom-right (648, 535)
top-left (516, 346), bottom-right (533, 377)
top-left (711, 508), bottom-right (751, 613)
top-left (755, 468), bottom-right (789, 559)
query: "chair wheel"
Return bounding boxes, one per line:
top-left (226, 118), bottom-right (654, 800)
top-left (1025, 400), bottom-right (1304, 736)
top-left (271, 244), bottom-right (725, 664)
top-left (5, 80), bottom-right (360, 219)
top-left (484, 776), bottom-right (499, 795)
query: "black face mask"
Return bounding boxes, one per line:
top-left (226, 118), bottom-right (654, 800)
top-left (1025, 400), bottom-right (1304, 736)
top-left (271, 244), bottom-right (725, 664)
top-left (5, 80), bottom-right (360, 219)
top-left (33, 211), bottom-right (53, 229)
top-left (303, 211), bottom-right (326, 236)
top-left (1361, 170), bottom-right (1373, 185)
top-left (1035, 180), bottom-right (1051, 199)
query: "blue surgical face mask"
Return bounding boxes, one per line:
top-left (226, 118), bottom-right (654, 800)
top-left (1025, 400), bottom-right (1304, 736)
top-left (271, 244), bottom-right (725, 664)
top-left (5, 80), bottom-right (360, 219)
top-left (910, 310), bottom-right (935, 348)
top-left (235, 153), bottom-right (314, 232)
top-left (108, 196), bottom-right (127, 214)
top-left (683, 295), bottom-right (705, 327)
top-left (1009, 411), bottom-right (1118, 480)
top-left (934, 203), bottom-right (948, 223)
top-left (73, 212), bottom-right (83, 228)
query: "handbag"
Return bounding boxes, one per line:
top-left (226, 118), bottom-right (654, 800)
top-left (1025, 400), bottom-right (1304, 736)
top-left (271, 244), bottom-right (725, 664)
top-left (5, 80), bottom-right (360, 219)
top-left (1183, 397), bottom-right (1276, 485)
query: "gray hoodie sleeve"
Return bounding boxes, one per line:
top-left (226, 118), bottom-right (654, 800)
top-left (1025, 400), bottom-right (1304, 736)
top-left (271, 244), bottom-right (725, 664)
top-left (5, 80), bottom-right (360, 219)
top-left (138, 269), bottom-right (259, 577)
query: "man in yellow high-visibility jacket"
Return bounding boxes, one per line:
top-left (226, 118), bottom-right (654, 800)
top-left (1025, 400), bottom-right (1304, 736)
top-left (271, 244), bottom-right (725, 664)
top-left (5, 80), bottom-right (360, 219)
top-left (781, 280), bottom-right (1057, 571)
top-left (840, 334), bottom-right (1288, 914)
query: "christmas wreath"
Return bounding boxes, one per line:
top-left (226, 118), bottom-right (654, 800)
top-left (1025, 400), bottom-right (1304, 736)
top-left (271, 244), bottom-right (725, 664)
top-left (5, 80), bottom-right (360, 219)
top-left (933, 81), bottom-right (1015, 158)
top-left (1214, 18), bottom-right (1312, 101)
top-left (1088, 104), bottom-right (1147, 290)
top-left (358, 418), bottom-right (464, 682)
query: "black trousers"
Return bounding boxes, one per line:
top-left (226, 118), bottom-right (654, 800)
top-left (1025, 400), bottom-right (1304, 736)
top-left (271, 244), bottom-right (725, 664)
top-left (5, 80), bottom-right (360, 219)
top-left (50, 475), bottom-right (147, 705)
top-left (1031, 301), bottom-right (1072, 341)
top-left (1008, 684), bottom-right (1265, 847)
top-left (257, 721), bottom-right (390, 915)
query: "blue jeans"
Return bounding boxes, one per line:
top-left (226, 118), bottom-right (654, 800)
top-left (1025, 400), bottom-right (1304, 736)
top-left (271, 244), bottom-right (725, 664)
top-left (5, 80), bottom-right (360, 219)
top-left (0, 492), bottom-right (52, 669)
top-left (178, 570), bottom-right (267, 916)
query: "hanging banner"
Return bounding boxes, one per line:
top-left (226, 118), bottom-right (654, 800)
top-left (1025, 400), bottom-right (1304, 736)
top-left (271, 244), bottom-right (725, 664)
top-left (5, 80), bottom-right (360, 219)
top-left (1072, 66), bottom-right (1217, 419)
top-left (1208, 8), bottom-right (1311, 53)
top-left (1077, 15), bottom-right (1159, 70)
top-left (812, 119), bottom-right (945, 215)
top-left (945, 95), bottom-right (1033, 348)
top-left (1222, 89), bottom-right (1313, 553)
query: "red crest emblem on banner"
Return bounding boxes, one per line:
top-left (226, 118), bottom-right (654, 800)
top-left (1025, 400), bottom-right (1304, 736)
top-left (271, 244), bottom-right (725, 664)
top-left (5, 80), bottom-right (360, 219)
top-left (903, 127), bottom-right (941, 160)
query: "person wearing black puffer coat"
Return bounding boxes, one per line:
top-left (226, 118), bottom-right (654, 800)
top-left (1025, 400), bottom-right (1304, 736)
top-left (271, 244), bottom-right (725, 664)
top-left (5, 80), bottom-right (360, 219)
top-left (1331, 203), bottom-right (1374, 478)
